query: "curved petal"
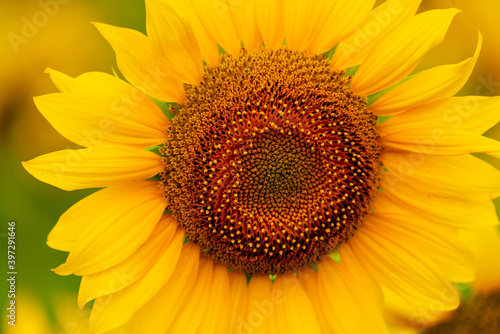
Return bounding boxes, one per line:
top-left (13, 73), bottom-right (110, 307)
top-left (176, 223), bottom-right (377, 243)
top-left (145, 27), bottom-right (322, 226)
top-left (378, 95), bottom-right (500, 135)
top-left (296, 268), bottom-right (331, 333)
top-left (162, 0), bottom-right (219, 66)
top-left (272, 273), bottom-right (322, 334)
top-left (146, 0), bottom-right (204, 85)
top-left (382, 152), bottom-right (500, 201)
top-left (308, 0), bottom-right (376, 54)
top-left (318, 257), bottom-right (389, 334)
top-left (350, 9), bottom-right (460, 96)
top-left (166, 257), bottom-right (214, 334)
top-left (459, 227), bottom-right (500, 294)
top-left (228, 271), bottom-right (249, 333)
top-left (350, 224), bottom-right (460, 311)
top-left (379, 126), bottom-right (500, 158)
top-left (256, 0), bottom-right (285, 49)
top-left (283, 0), bottom-right (336, 52)
top-left (22, 145), bottom-right (163, 191)
top-left (93, 22), bottom-right (185, 102)
top-left (379, 179), bottom-right (499, 229)
top-left (368, 213), bottom-right (475, 283)
top-left (370, 33), bottom-right (482, 115)
top-left (77, 215), bottom-right (178, 309)
top-left (331, 0), bottom-right (422, 70)
top-left (198, 263), bottom-right (231, 333)
top-left (228, 0), bottom-right (262, 51)
top-left (91, 240), bottom-right (196, 334)
top-left (34, 88), bottom-right (169, 149)
top-left (52, 181), bottom-right (166, 276)
top-left (245, 275), bottom-right (273, 334)
top-left (190, 0), bottom-right (241, 55)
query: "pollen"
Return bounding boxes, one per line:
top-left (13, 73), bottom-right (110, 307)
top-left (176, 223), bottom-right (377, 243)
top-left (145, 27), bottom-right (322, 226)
top-left (161, 48), bottom-right (382, 275)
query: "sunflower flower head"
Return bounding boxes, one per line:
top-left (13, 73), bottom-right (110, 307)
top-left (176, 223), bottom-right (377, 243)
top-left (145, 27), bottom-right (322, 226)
top-left (23, 0), bottom-right (500, 333)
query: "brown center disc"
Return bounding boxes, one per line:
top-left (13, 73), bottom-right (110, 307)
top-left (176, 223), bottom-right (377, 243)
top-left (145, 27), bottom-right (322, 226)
top-left (161, 48), bottom-right (382, 275)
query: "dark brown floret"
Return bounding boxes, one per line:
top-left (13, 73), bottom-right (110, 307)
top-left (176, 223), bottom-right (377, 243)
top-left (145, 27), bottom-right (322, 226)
top-left (161, 48), bottom-right (382, 275)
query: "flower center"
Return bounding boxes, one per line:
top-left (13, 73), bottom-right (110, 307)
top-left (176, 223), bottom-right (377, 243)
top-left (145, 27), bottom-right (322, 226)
top-left (161, 48), bottom-right (382, 275)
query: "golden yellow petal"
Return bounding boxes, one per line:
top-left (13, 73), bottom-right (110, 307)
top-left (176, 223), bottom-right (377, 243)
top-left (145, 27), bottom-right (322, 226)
top-left (379, 126), bottom-right (500, 158)
top-left (382, 152), bottom-right (500, 201)
top-left (93, 22), bottom-right (185, 102)
top-left (459, 227), bottom-right (500, 294)
top-left (350, 225), bottom-right (460, 311)
top-left (227, 271), bottom-right (249, 333)
top-left (370, 33), bottom-right (482, 115)
top-left (245, 275), bottom-right (273, 334)
top-left (162, 0), bottom-right (219, 66)
top-left (379, 177), bottom-right (499, 229)
top-left (77, 215), bottom-right (178, 309)
top-left (52, 181), bottom-right (166, 276)
top-left (191, 0), bottom-right (241, 55)
top-left (350, 9), bottom-right (460, 96)
top-left (378, 95), bottom-right (500, 135)
top-left (33, 84), bottom-right (169, 149)
top-left (22, 145), bottom-right (163, 191)
top-left (297, 268), bottom-right (331, 333)
top-left (198, 263), bottom-right (231, 333)
top-left (167, 257), bottom-right (214, 333)
top-left (318, 257), bottom-right (389, 333)
top-left (331, 0), bottom-right (422, 70)
top-left (283, 0), bottom-right (337, 52)
top-left (368, 213), bottom-right (475, 283)
top-left (145, 0), bottom-right (204, 85)
top-left (229, 0), bottom-right (263, 51)
top-left (91, 240), bottom-right (196, 334)
top-left (308, 0), bottom-right (376, 54)
top-left (256, 0), bottom-right (285, 49)
top-left (272, 273), bottom-right (322, 334)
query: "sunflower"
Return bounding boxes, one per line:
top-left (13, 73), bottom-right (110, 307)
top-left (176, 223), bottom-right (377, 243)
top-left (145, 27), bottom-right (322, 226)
top-left (23, 0), bottom-right (500, 333)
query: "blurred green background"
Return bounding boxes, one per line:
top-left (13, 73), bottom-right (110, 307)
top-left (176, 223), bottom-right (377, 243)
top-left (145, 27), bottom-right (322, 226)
top-left (0, 0), bottom-right (499, 333)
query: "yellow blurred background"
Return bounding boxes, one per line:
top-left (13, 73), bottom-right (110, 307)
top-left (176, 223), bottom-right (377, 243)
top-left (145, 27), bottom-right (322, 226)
top-left (0, 0), bottom-right (498, 333)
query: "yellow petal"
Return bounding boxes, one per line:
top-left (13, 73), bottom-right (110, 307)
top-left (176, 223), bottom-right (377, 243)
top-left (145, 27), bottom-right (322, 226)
top-left (370, 33), bottom-right (482, 115)
top-left (53, 181), bottom-right (166, 275)
top-left (308, 0), bottom-right (376, 54)
top-left (22, 145), bottom-right (163, 191)
top-left (378, 95), bottom-right (500, 135)
top-left (162, 0), bottom-right (219, 66)
top-left (379, 179), bottom-right (499, 229)
top-left (167, 257), bottom-right (214, 334)
top-left (297, 268), bottom-right (331, 333)
top-left (93, 22), bottom-right (185, 102)
top-left (145, 0), bottom-right (204, 85)
top-left (272, 273), bottom-right (322, 334)
top-left (350, 9), bottom-right (460, 96)
top-left (350, 224), bottom-right (460, 311)
top-left (318, 257), bottom-right (389, 334)
top-left (191, 0), bottom-right (241, 55)
top-left (198, 263), bottom-right (231, 333)
top-left (382, 152), bottom-right (500, 201)
top-left (379, 126), bottom-right (500, 158)
top-left (256, 0), bottom-right (285, 49)
top-left (77, 215), bottom-right (178, 309)
top-left (229, 0), bottom-right (262, 51)
top-left (368, 213), bottom-right (475, 283)
top-left (245, 275), bottom-right (272, 334)
top-left (33, 91), bottom-right (169, 149)
top-left (283, 0), bottom-right (337, 52)
top-left (331, 0), bottom-right (422, 70)
top-left (91, 240), bottom-right (196, 334)
top-left (228, 271), bottom-right (249, 333)
top-left (459, 227), bottom-right (500, 294)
